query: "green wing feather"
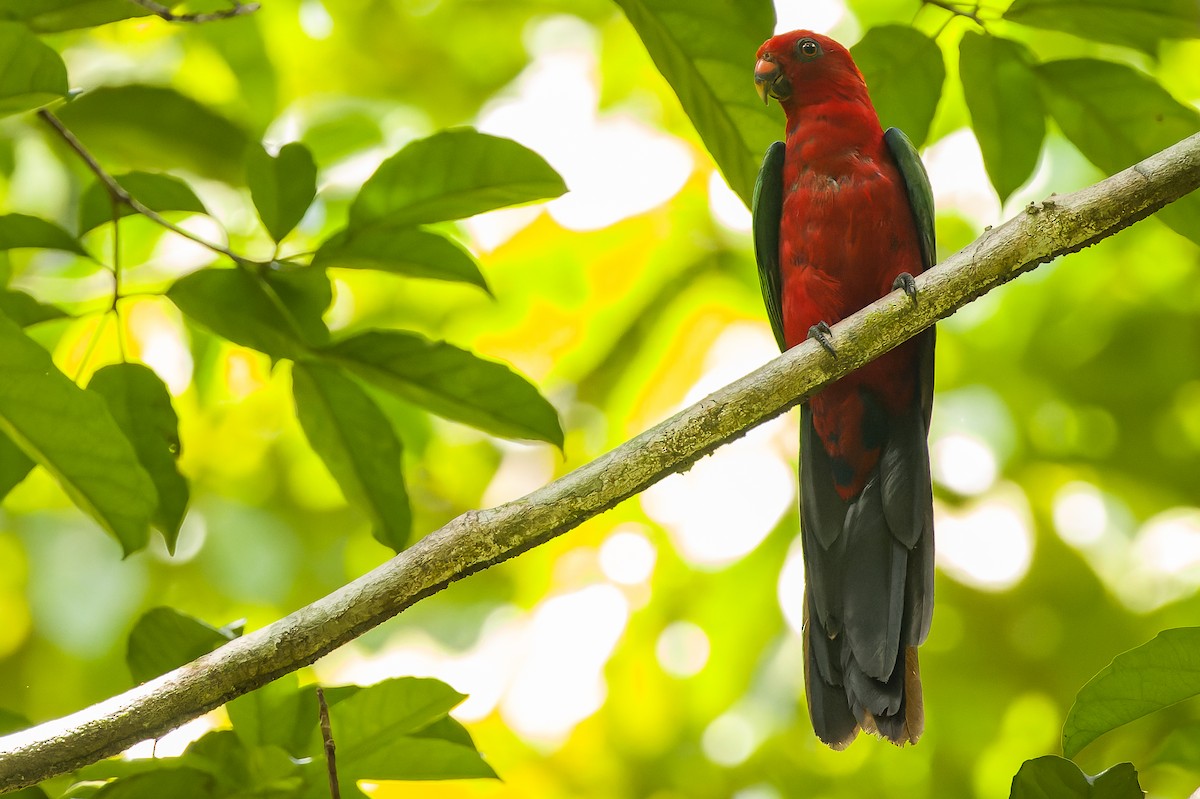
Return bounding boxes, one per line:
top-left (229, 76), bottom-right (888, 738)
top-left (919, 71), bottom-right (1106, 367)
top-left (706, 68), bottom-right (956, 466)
top-left (883, 127), bottom-right (936, 272)
top-left (752, 141), bottom-right (787, 352)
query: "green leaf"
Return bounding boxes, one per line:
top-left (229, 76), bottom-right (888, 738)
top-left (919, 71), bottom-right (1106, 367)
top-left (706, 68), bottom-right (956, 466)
top-left (959, 33), bottom-right (1045, 203)
top-left (88, 364), bottom-right (189, 549)
top-left (261, 264), bottom-right (332, 347)
top-left (55, 86), bottom-right (250, 184)
top-left (308, 678), bottom-right (496, 791)
top-left (126, 607), bottom-right (238, 684)
top-left (312, 225), bottom-right (489, 293)
top-left (348, 128), bottom-right (566, 230)
top-left (90, 767), bottom-right (217, 799)
top-left (328, 731), bottom-right (498, 787)
top-left (292, 362), bottom-right (411, 551)
top-left (5, 787), bottom-right (47, 799)
top-left (301, 111), bottom-right (383, 165)
top-left (321, 330), bottom-right (563, 446)
top-left (0, 314), bottom-right (156, 554)
top-left (78, 171), bottom-right (208, 235)
top-left (1010, 756), bottom-right (1142, 799)
top-left (1036, 59), bottom-right (1200, 246)
top-left (0, 21), bottom-right (68, 117)
top-left (411, 715), bottom-right (478, 749)
top-left (850, 26), bottom-right (945, 148)
top-left (177, 731), bottom-right (252, 791)
top-left (1063, 627), bottom-right (1200, 758)
top-left (227, 675), bottom-right (318, 758)
top-left (0, 707), bottom-right (30, 735)
top-left (611, 0), bottom-right (778, 207)
top-left (1004, 0), bottom-right (1200, 55)
top-left (0, 0), bottom-right (182, 32)
top-left (77, 754), bottom-right (187, 782)
top-left (0, 213), bottom-right (88, 256)
top-left (321, 678), bottom-right (465, 748)
top-left (176, 731), bottom-right (302, 795)
top-left (246, 142), bottom-right (318, 243)
top-left (0, 431), bottom-right (34, 500)
top-left (168, 266), bottom-right (330, 360)
top-left (0, 289), bottom-right (67, 326)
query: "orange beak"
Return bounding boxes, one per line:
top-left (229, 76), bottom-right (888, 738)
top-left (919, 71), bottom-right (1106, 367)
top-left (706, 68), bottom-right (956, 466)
top-left (754, 58), bottom-right (786, 104)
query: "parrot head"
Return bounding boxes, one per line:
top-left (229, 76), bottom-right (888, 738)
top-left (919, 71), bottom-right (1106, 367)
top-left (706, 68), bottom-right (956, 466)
top-left (754, 30), bottom-right (870, 112)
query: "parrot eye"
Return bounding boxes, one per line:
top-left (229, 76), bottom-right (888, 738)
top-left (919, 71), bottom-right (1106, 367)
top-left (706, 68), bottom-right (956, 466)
top-left (796, 38), bottom-right (821, 59)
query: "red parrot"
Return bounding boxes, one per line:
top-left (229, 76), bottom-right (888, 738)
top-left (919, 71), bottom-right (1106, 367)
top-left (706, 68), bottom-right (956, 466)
top-left (752, 31), bottom-right (936, 748)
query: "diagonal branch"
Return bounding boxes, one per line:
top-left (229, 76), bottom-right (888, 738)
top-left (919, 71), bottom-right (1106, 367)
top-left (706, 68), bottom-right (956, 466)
top-left (1, 131), bottom-right (1199, 793)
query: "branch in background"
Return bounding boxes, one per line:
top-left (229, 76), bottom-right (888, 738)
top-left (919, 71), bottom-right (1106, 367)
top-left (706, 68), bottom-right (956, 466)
top-left (37, 110), bottom-right (249, 265)
top-left (1, 132), bottom-right (1198, 793)
top-left (128, 0), bottom-right (261, 24)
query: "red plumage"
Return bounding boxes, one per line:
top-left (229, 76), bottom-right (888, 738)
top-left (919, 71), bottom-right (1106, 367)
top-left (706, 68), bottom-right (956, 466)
top-left (754, 30), bottom-right (936, 748)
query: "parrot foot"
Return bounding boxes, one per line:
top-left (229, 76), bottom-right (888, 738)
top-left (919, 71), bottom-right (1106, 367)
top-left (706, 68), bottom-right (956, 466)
top-left (892, 272), bottom-right (918, 306)
top-left (808, 321), bottom-right (836, 357)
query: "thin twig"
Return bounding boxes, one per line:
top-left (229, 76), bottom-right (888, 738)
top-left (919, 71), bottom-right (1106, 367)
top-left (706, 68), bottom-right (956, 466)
top-left (1, 132), bottom-right (1199, 792)
top-left (316, 688), bottom-right (341, 799)
top-left (127, 0), bottom-right (261, 24)
top-left (37, 109), bottom-right (248, 265)
top-left (923, 0), bottom-right (986, 27)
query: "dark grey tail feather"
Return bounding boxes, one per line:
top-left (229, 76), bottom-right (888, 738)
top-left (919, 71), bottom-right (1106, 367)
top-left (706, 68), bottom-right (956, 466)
top-left (843, 637), bottom-right (904, 718)
top-left (842, 476), bottom-right (907, 681)
top-left (800, 403), bottom-right (849, 635)
top-left (798, 354), bottom-right (934, 747)
top-left (904, 514), bottom-right (935, 646)
top-left (803, 591), bottom-right (859, 749)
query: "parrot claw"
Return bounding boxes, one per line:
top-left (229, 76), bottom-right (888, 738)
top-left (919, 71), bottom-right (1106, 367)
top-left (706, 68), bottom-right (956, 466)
top-left (808, 321), bottom-right (836, 357)
top-left (892, 272), bottom-right (918, 306)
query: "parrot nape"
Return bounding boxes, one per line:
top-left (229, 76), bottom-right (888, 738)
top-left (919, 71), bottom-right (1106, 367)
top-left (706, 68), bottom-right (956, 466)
top-left (751, 30), bottom-right (936, 748)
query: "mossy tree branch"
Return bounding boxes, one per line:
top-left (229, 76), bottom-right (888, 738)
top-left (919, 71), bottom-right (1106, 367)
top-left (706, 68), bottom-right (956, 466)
top-left (2, 132), bottom-right (1199, 793)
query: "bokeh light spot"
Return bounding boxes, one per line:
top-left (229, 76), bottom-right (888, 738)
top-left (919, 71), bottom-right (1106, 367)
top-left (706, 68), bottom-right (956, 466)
top-left (655, 621), bottom-right (710, 678)
top-left (936, 486), bottom-right (1034, 591)
top-left (734, 786), bottom-right (782, 799)
top-left (599, 525), bottom-right (657, 586)
top-left (708, 170), bottom-right (751, 232)
top-left (476, 16), bottom-right (692, 238)
top-left (501, 584), bottom-right (629, 743)
top-left (299, 0), bottom-right (333, 39)
top-left (932, 432), bottom-right (998, 496)
top-left (1135, 508), bottom-right (1200, 577)
top-left (1053, 482), bottom-right (1108, 546)
top-left (774, 0), bottom-right (847, 34)
top-left (776, 536), bottom-right (807, 638)
top-left (702, 710), bottom-right (759, 767)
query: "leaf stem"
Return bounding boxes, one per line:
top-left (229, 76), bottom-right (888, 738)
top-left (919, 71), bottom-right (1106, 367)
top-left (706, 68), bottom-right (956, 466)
top-left (110, 198), bottom-right (121, 314)
top-left (111, 201), bottom-right (127, 363)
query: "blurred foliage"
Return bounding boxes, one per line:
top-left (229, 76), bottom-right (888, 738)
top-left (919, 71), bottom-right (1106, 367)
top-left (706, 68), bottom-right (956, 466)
top-left (0, 0), bottom-right (1199, 797)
